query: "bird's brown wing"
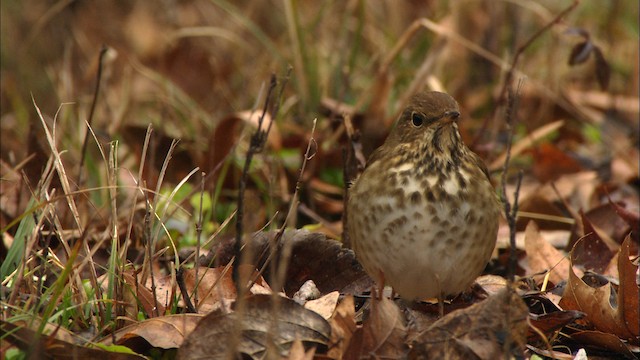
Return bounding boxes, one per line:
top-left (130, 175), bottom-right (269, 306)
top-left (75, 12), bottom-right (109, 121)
top-left (469, 151), bottom-right (493, 182)
top-left (363, 144), bottom-right (388, 169)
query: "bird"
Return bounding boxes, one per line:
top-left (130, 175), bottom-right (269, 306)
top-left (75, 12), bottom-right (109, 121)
top-left (347, 91), bottom-right (500, 309)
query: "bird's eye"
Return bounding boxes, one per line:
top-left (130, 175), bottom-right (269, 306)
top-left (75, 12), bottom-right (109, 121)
top-left (411, 112), bottom-right (424, 127)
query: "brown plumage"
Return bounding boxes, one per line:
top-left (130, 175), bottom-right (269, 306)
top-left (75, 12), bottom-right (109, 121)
top-left (348, 91), bottom-right (500, 302)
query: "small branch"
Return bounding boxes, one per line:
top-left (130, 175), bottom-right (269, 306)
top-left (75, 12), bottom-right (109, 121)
top-left (250, 118), bottom-right (318, 291)
top-left (233, 75), bottom-right (278, 297)
top-left (78, 45), bottom-right (108, 188)
top-left (341, 113), bottom-right (365, 248)
top-left (143, 189), bottom-right (160, 317)
top-left (500, 80), bottom-right (524, 284)
top-left (176, 267), bottom-right (197, 313)
top-left (473, 1), bottom-right (580, 147)
top-left (194, 171), bottom-right (205, 311)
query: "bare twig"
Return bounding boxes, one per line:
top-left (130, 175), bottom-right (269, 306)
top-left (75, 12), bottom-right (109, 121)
top-left (142, 188), bottom-right (160, 317)
top-left (233, 74), bottom-right (278, 296)
top-left (229, 69), bottom-right (290, 358)
top-left (500, 80), bottom-right (525, 283)
top-left (248, 118), bottom-right (318, 291)
top-left (78, 45), bottom-right (108, 188)
top-left (176, 267), bottom-right (197, 313)
top-left (473, 1), bottom-right (579, 147)
top-left (194, 171), bottom-right (205, 310)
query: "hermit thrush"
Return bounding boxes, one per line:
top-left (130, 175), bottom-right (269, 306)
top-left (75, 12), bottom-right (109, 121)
top-left (347, 91), bottom-right (500, 303)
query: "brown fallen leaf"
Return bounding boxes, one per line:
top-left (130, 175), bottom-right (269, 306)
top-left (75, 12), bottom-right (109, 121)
top-left (101, 314), bottom-right (202, 351)
top-left (559, 236), bottom-right (639, 344)
top-left (408, 288), bottom-right (528, 360)
top-left (530, 143), bottom-right (583, 183)
top-left (347, 296), bottom-right (408, 359)
top-left (568, 212), bottom-right (617, 273)
top-left (99, 269), bottom-right (167, 319)
top-left (176, 294), bottom-right (331, 359)
top-left (327, 295), bottom-right (357, 359)
top-left (304, 291), bottom-right (340, 320)
top-left (2, 320), bottom-right (145, 360)
top-left (570, 330), bottom-right (637, 359)
top-left (523, 220), bottom-right (573, 285)
top-left (155, 265), bottom-right (271, 314)
top-left (527, 310), bottom-right (585, 343)
top-left (286, 339), bottom-right (317, 360)
top-left (210, 230), bottom-right (372, 296)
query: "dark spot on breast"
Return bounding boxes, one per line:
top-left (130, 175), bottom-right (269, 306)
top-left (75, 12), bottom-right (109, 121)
top-left (392, 188), bottom-right (404, 200)
top-left (410, 191), bottom-right (421, 204)
top-left (466, 212), bottom-right (476, 224)
top-left (437, 188), bottom-right (451, 202)
top-left (382, 233), bottom-right (390, 245)
top-left (425, 189), bottom-right (435, 202)
top-left (445, 162), bottom-right (453, 172)
top-left (385, 215), bottom-right (408, 233)
top-left (432, 130), bottom-right (443, 152)
top-left (457, 173), bottom-right (467, 189)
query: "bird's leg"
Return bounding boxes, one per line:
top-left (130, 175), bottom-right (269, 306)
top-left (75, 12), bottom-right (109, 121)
top-left (435, 274), bottom-right (444, 317)
top-left (376, 270), bottom-right (386, 299)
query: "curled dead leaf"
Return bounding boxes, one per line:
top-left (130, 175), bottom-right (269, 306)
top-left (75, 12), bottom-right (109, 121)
top-left (176, 295), bottom-right (331, 359)
top-left (559, 236), bottom-right (639, 344)
top-left (101, 314), bottom-right (202, 351)
top-left (523, 220), bottom-right (573, 285)
top-left (409, 288), bottom-right (528, 360)
top-left (347, 296), bottom-right (408, 359)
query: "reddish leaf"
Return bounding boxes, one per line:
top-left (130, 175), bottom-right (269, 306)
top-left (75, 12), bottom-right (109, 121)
top-left (607, 199), bottom-right (640, 237)
top-left (592, 46), bottom-right (611, 90)
top-left (530, 143), bottom-right (583, 183)
top-left (349, 297), bottom-right (407, 359)
top-left (528, 310), bottom-right (585, 343)
top-left (177, 295), bottom-right (331, 359)
top-left (559, 237), bottom-right (639, 343)
top-left (102, 314), bottom-right (202, 351)
top-left (2, 320), bottom-right (144, 359)
top-left (570, 330), bottom-right (636, 359)
top-left (409, 288), bottom-right (528, 359)
top-left (569, 212), bottom-right (617, 273)
top-left (523, 220), bottom-right (572, 285)
top-left (327, 295), bottom-right (357, 359)
top-left (568, 40), bottom-right (593, 66)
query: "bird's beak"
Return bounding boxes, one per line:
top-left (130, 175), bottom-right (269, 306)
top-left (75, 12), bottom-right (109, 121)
top-left (440, 111), bottom-right (460, 124)
top-left (445, 111), bottom-right (460, 120)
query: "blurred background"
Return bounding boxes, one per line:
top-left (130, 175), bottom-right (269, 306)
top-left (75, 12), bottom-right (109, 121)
top-left (1, 0), bottom-right (638, 242)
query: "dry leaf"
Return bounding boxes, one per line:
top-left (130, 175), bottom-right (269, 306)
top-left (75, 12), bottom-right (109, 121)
top-left (570, 330), bottom-right (636, 359)
top-left (102, 314), bottom-right (202, 350)
top-left (523, 220), bottom-right (572, 285)
top-left (304, 291), bottom-right (340, 320)
top-left (327, 295), bottom-right (357, 359)
top-left (409, 288), bottom-right (528, 360)
top-left (2, 320), bottom-right (145, 360)
top-left (559, 236), bottom-right (639, 343)
top-left (176, 295), bottom-right (331, 359)
top-left (286, 339), bottom-right (317, 360)
top-left (353, 296), bottom-right (408, 359)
